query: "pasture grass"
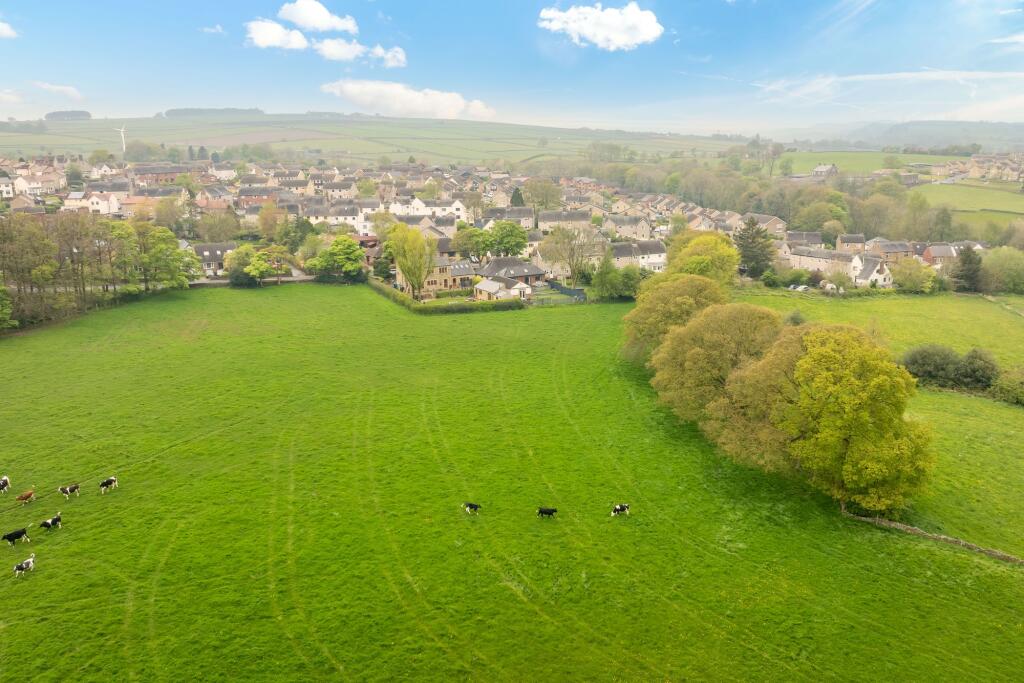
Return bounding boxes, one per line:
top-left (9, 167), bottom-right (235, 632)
top-left (913, 183), bottom-right (1024, 213)
top-left (736, 289), bottom-right (1024, 366)
top-left (1, 285), bottom-right (1023, 680)
top-left (778, 151), bottom-right (958, 175)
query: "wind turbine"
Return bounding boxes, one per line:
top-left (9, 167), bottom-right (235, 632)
top-left (113, 126), bottom-right (127, 154)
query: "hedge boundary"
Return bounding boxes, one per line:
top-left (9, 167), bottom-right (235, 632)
top-left (366, 277), bottom-right (525, 315)
top-left (842, 508), bottom-right (1024, 566)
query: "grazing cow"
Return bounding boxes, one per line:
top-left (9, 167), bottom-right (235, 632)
top-left (0, 475), bottom-right (9, 494)
top-left (58, 483), bottom-right (80, 499)
top-left (99, 477), bottom-right (118, 494)
top-left (40, 513), bottom-right (62, 531)
top-left (16, 489), bottom-right (35, 505)
top-left (463, 502), bottom-right (481, 514)
top-left (611, 504), bottom-right (630, 517)
top-left (537, 507), bottom-right (558, 518)
top-left (13, 553), bottom-right (35, 577)
top-left (2, 529), bottom-right (30, 546)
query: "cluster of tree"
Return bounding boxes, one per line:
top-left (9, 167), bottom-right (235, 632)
top-left (0, 212), bottom-right (200, 326)
top-left (622, 239), bottom-right (933, 513)
top-left (451, 221), bottom-right (528, 261)
top-left (648, 307), bottom-right (934, 513)
top-left (902, 344), bottom-right (1000, 390)
top-left (902, 343), bottom-right (1024, 408)
top-left (44, 111), bottom-right (91, 121)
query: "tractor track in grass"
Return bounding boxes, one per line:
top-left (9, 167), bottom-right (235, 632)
top-left (550, 322), bottom-right (830, 680)
top-left (357, 385), bottom-right (483, 677)
top-left (144, 519), bottom-right (184, 682)
top-left (281, 433), bottom-right (346, 675)
top-left (120, 516), bottom-right (177, 681)
top-left (419, 377), bottom-right (661, 678)
top-left (266, 427), bottom-right (322, 673)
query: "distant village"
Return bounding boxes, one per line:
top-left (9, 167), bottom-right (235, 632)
top-left (1, 151), bottom-right (1011, 301)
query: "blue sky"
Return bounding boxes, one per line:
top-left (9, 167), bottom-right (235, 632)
top-left (2, 0), bottom-right (1024, 134)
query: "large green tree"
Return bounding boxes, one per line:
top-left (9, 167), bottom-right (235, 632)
top-left (489, 220), bottom-right (528, 257)
top-left (390, 225), bottom-right (435, 299)
top-left (666, 233), bottom-right (740, 285)
top-left (780, 326), bottom-right (933, 512)
top-left (650, 303), bottom-right (782, 422)
top-left (538, 225), bottom-right (599, 287)
top-left (305, 236), bottom-right (366, 283)
top-left (522, 178), bottom-right (560, 210)
top-left (622, 274), bottom-right (726, 360)
top-left (953, 245), bottom-right (983, 292)
top-left (733, 218), bottom-right (775, 277)
top-left (451, 227), bottom-right (493, 261)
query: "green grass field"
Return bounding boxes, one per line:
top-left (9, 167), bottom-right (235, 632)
top-left (0, 115), bottom-right (734, 165)
top-left (1, 286), bottom-right (1023, 680)
top-left (913, 183), bottom-right (1024, 214)
top-left (737, 289), bottom-right (1024, 366)
top-left (778, 151), bottom-right (958, 175)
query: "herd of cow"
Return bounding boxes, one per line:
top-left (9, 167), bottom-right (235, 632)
top-left (464, 502), bottom-right (631, 517)
top-left (1, 474), bottom-right (119, 577)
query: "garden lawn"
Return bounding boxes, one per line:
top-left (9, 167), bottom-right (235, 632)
top-left (0, 285), bottom-right (1022, 680)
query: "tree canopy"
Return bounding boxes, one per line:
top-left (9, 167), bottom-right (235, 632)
top-left (622, 274), bottom-right (726, 360)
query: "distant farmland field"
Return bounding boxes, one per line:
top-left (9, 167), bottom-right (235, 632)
top-left (779, 151), bottom-right (959, 175)
top-left (0, 114), bottom-right (735, 164)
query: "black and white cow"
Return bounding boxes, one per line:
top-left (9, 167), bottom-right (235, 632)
top-left (58, 483), bottom-right (80, 499)
top-left (40, 513), bottom-right (62, 531)
top-left (611, 504), bottom-right (630, 517)
top-left (537, 507), bottom-right (558, 518)
top-left (463, 502), bottom-right (481, 514)
top-left (13, 553), bottom-right (35, 577)
top-left (99, 477), bottom-right (118, 494)
top-left (2, 529), bottom-right (30, 546)
top-left (0, 475), bottom-right (9, 494)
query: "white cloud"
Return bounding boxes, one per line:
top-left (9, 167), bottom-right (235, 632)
top-left (0, 89), bottom-right (21, 103)
top-left (313, 38), bottom-right (367, 61)
top-left (245, 18), bottom-right (308, 50)
top-left (200, 24), bottom-right (225, 34)
top-left (370, 45), bottom-right (407, 68)
top-left (757, 69), bottom-right (1024, 103)
top-left (0, 21), bottom-right (17, 39)
top-left (321, 79), bottom-right (495, 120)
top-left (33, 81), bottom-right (83, 100)
top-left (990, 32), bottom-right (1024, 43)
top-left (278, 0), bottom-right (357, 33)
top-left (537, 2), bottom-right (663, 51)
top-left (998, 8), bottom-right (1023, 14)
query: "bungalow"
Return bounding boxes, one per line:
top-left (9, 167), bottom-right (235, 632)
top-left (475, 276), bottom-right (532, 301)
top-left (192, 242), bottom-right (237, 276)
top-left (397, 256), bottom-right (477, 297)
top-left (604, 215), bottom-right (652, 240)
top-left (476, 256), bottom-right (547, 286)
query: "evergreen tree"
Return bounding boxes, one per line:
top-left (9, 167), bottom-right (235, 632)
top-left (953, 245), bottom-right (983, 292)
top-left (733, 217), bottom-right (774, 277)
top-left (510, 187), bottom-right (525, 207)
top-left (591, 248), bottom-right (622, 300)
